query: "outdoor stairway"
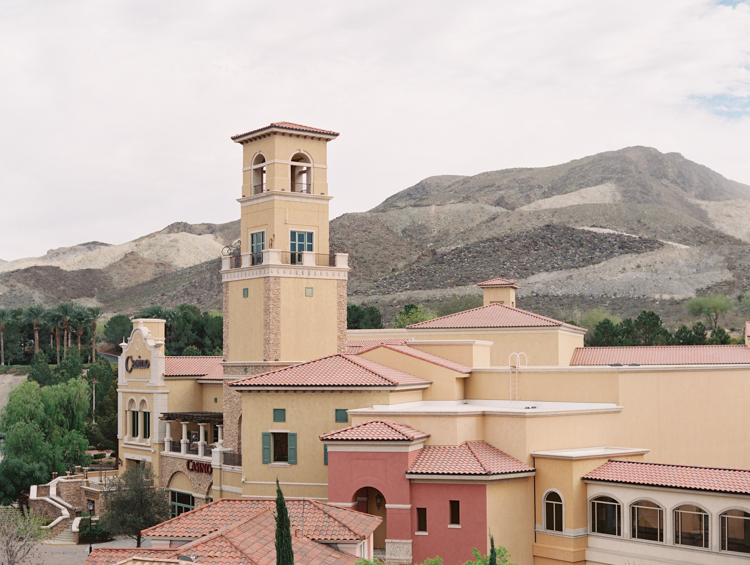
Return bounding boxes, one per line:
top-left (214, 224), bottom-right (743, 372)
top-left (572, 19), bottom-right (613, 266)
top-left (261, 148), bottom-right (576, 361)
top-left (43, 526), bottom-right (76, 545)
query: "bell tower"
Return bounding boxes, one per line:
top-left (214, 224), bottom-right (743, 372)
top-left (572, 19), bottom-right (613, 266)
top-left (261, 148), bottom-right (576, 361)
top-left (221, 122), bottom-right (348, 371)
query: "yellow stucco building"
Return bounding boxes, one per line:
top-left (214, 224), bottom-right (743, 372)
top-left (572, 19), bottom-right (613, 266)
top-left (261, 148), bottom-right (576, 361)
top-left (118, 122), bottom-right (750, 565)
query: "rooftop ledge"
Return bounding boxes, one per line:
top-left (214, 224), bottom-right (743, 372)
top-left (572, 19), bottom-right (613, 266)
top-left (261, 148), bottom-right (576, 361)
top-left (348, 399), bottom-right (622, 418)
top-left (222, 249), bottom-right (348, 271)
top-left (532, 446), bottom-right (650, 460)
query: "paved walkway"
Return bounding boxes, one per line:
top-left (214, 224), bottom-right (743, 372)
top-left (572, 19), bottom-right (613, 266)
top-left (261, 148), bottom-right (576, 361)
top-left (30, 536), bottom-right (151, 565)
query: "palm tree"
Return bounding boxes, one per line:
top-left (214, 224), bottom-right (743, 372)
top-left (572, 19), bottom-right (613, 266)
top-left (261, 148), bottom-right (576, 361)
top-left (53, 302), bottom-right (76, 358)
top-left (88, 306), bottom-right (104, 362)
top-left (46, 307), bottom-right (65, 364)
top-left (0, 308), bottom-right (16, 366)
top-left (71, 305), bottom-right (90, 353)
top-left (22, 305), bottom-right (47, 355)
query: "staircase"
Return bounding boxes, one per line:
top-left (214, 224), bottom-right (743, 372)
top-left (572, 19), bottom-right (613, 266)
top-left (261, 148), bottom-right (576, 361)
top-left (43, 527), bottom-right (76, 545)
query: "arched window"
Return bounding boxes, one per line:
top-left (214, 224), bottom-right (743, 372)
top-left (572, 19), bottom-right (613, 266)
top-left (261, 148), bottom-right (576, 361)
top-left (127, 399), bottom-right (138, 439)
top-left (631, 500), bottom-right (663, 542)
top-left (721, 509), bottom-right (750, 553)
top-left (591, 496), bottom-right (621, 536)
top-left (139, 399), bottom-right (150, 441)
top-left (252, 153), bottom-right (266, 194)
top-left (544, 491), bottom-right (563, 532)
top-left (674, 504), bottom-right (709, 548)
top-left (290, 152), bottom-right (312, 193)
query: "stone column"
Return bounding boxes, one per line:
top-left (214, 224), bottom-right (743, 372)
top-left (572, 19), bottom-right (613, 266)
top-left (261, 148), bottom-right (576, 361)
top-left (217, 425), bottom-right (224, 447)
top-left (198, 423), bottom-right (207, 458)
top-left (180, 422), bottom-right (188, 455)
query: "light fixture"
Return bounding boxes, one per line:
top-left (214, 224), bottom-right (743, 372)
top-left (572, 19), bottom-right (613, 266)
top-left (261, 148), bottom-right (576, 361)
top-left (87, 500), bottom-right (94, 555)
top-left (375, 494), bottom-right (382, 509)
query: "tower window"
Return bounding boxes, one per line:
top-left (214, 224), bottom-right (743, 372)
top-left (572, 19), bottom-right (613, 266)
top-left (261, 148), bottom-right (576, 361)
top-left (251, 231), bottom-right (265, 265)
top-left (450, 500), bottom-right (460, 525)
top-left (290, 152), bottom-right (312, 193)
top-left (290, 231), bottom-right (313, 264)
top-left (273, 408), bottom-right (286, 422)
top-left (252, 153), bottom-right (266, 194)
top-left (417, 508), bottom-right (427, 532)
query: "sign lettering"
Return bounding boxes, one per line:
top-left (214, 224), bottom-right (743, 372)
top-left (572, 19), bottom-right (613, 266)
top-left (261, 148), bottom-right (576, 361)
top-left (186, 460), bottom-right (212, 474)
top-left (125, 356), bottom-right (150, 373)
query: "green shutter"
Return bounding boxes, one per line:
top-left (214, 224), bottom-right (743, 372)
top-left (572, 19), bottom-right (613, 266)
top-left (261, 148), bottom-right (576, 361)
top-left (288, 433), bottom-right (297, 465)
top-left (324, 444), bottom-right (328, 466)
top-left (335, 409), bottom-right (348, 423)
top-left (262, 432), bottom-right (271, 464)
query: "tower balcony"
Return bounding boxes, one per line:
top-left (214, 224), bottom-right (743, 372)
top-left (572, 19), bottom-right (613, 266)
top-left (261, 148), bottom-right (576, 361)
top-left (221, 250), bottom-right (349, 271)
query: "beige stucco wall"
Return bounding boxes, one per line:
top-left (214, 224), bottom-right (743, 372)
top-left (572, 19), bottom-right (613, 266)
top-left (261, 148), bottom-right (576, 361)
top-left (225, 278), bottom-right (264, 362)
top-left (486, 477), bottom-right (535, 565)
top-left (482, 286), bottom-right (516, 307)
top-left (410, 341), bottom-right (492, 369)
top-left (239, 389), bottom-right (391, 499)
top-left (201, 383), bottom-right (223, 411)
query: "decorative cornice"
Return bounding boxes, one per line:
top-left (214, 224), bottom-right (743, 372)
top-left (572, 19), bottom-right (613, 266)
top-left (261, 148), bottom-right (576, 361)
top-left (221, 265), bottom-right (348, 283)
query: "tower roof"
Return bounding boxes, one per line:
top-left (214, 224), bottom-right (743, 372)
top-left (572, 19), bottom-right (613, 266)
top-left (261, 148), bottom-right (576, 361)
top-left (477, 277), bottom-right (518, 288)
top-left (231, 122), bottom-right (339, 143)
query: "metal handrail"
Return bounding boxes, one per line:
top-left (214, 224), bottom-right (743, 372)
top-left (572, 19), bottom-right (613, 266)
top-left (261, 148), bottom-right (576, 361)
top-left (253, 183), bottom-right (266, 194)
top-left (224, 451), bottom-right (242, 466)
top-left (291, 182), bottom-right (311, 194)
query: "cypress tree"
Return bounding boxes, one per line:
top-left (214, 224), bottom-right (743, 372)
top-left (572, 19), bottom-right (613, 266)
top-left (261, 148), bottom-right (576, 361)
top-left (488, 534), bottom-right (497, 565)
top-left (275, 478), bottom-right (294, 565)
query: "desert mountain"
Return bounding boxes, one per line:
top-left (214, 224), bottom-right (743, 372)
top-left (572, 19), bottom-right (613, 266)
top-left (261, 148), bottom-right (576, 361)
top-left (2, 147), bottom-right (750, 328)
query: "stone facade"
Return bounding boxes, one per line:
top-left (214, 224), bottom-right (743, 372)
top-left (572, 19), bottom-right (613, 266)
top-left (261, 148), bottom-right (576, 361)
top-left (263, 276), bottom-right (281, 361)
top-left (222, 281), bottom-right (230, 358)
top-left (160, 454), bottom-right (213, 507)
top-left (337, 279), bottom-right (348, 353)
top-left (221, 377), bottom-right (243, 452)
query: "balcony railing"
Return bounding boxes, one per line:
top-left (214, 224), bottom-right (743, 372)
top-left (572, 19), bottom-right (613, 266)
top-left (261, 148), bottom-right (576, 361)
top-left (251, 252), bottom-right (263, 266)
top-left (230, 256), bottom-right (242, 269)
top-left (223, 251), bottom-right (348, 271)
top-left (204, 445), bottom-right (213, 457)
top-left (291, 182), bottom-right (311, 194)
top-left (253, 183), bottom-right (266, 194)
top-left (223, 451), bottom-right (242, 467)
top-left (167, 440), bottom-right (181, 453)
top-left (280, 252), bottom-right (335, 266)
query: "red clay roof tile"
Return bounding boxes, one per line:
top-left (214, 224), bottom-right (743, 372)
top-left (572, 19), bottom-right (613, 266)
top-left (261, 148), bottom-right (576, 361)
top-left (228, 354), bottom-right (429, 388)
top-left (477, 278), bottom-right (518, 287)
top-left (570, 345), bottom-right (750, 366)
top-left (164, 356), bottom-right (222, 377)
top-left (407, 441), bottom-right (534, 476)
top-left (320, 420), bottom-right (430, 442)
top-left (344, 338), bottom-right (411, 354)
top-left (232, 122), bottom-right (339, 141)
top-left (85, 549), bottom-right (173, 565)
top-left (406, 302), bottom-right (580, 330)
top-left (583, 459), bottom-right (750, 494)
top-left (377, 345), bottom-right (472, 373)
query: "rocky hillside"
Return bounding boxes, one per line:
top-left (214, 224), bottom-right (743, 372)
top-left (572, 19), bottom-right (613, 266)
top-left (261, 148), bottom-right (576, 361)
top-left (2, 147), bottom-right (750, 328)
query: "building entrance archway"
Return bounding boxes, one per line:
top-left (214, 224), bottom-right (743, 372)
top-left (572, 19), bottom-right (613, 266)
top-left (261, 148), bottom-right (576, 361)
top-left (355, 487), bottom-right (387, 550)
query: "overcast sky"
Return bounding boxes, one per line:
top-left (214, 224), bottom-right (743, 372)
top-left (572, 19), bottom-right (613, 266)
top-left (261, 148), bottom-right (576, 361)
top-left (1, 0), bottom-right (749, 260)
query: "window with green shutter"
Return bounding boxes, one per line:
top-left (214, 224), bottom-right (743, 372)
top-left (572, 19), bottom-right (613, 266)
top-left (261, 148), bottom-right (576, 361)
top-left (273, 409), bottom-right (286, 422)
top-left (262, 432), bottom-right (271, 464)
top-left (335, 409), bottom-right (348, 423)
top-left (288, 433), bottom-right (297, 465)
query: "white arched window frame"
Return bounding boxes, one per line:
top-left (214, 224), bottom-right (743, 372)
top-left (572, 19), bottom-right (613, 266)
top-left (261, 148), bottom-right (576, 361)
top-left (720, 507), bottom-right (750, 554)
top-left (630, 498), bottom-right (665, 543)
top-left (251, 152), bottom-right (267, 194)
top-left (590, 494), bottom-right (623, 537)
top-left (127, 398), bottom-right (138, 440)
top-left (543, 489), bottom-right (564, 533)
top-left (673, 503), bottom-right (710, 549)
top-left (139, 398), bottom-right (151, 441)
top-left (289, 151), bottom-right (313, 194)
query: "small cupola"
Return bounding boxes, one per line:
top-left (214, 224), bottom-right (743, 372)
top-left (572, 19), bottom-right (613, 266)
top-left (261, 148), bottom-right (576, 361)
top-left (477, 278), bottom-right (518, 308)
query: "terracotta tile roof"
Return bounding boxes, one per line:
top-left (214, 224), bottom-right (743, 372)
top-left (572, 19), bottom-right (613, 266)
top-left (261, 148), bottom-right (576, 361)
top-left (377, 345), bottom-right (472, 373)
top-left (85, 549), bottom-right (173, 565)
top-left (570, 345), bottom-right (750, 366)
top-left (228, 354), bottom-right (429, 388)
top-left (407, 441), bottom-right (534, 476)
top-left (406, 302), bottom-right (580, 330)
top-left (142, 498), bottom-right (381, 542)
top-left (320, 420), bottom-right (430, 442)
top-left (583, 459), bottom-right (750, 495)
top-left (344, 338), bottom-right (411, 354)
top-left (164, 356), bottom-right (222, 377)
top-left (232, 122), bottom-right (339, 141)
top-left (477, 278), bottom-right (518, 287)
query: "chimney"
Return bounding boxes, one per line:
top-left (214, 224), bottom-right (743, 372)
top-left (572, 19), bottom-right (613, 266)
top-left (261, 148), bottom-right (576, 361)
top-left (478, 278), bottom-right (519, 308)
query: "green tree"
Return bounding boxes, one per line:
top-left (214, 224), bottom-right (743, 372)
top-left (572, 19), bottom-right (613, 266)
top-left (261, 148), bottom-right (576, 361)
top-left (22, 305), bottom-right (47, 356)
top-left (0, 508), bottom-right (49, 565)
top-left (691, 321), bottom-right (708, 345)
top-left (394, 304), bottom-right (436, 328)
top-left (202, 312), bottom-right (224, 354)
top-left (275, 478), bottom-right (294, 565)
top-left (86, 357), bottom-right (115, 413)
top-left (687, 293), bottom-right (733, 331)
top-left (27, 352), bottom-right (52, 387)
top-left (463, 538), bottom-right (517, 565)
top-left (0, 309), bottom-right (16, 366)
top-left (588, 319), bottom-right (619, 347)
top-left (53, 347), bottom-right (83, 383)
top-left (580, 308), bottom-right (621, 332)
top-left (347, 305), bottom-right (384, 329)
top-left (709, 326), bottom-right (731, 345)
top-left (182, 345), bottom-right (202, 356)
top-left (100, 465), bottom-right (170, 548)
top-left (634, 311), bottom-right (663, 346)
top-left (0, 459), bottom-right (49, 505)
top-left (88, 306), bottom-right (104, 362)
top-left (71, 304), bottom-right (90, 353)
top-left (103, 315), bottom-right (132, 352)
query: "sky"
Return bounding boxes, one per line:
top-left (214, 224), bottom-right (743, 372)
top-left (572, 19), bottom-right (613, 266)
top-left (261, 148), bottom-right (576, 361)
top-left (1, 0), bottom-right (750, 260)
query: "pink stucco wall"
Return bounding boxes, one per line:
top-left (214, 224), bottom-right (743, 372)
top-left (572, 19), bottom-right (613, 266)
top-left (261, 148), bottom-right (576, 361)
top-left (410, 483), bottom-right (487, 565)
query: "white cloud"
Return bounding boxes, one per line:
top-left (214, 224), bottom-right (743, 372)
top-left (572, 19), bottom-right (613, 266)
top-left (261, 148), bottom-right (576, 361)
top-left (1, 0), bottom-right (749, 259)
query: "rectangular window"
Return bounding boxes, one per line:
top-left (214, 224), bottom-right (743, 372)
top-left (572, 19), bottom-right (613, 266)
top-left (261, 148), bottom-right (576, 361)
top-left (242, 288), bottom-right (248, 298)
top-left (722, 511), bottom-right (750, 553)
top-left (131, 411), bottom-right (138, 438)
top-left (335, 409), bottom-right (348, 423)
top-left (273, 409), bottom-right (286, 422)
top-left (324, 444), bottom-right (328, 466)
top-left (142, 412), bottom-right (150, 440)
top-left (212, 424), bottom-right (219, 443)
top-left (170, 491), bottom-right (194, 518)
top-left (251, 231), bottom-right (265, 265)
top-left (450, 500), bottom-right (460, 525)
top-left (417, 508), bottom-right (427, 532)
top-left (273, 433), bottom-right (288, 462)
top-left (290, 231), bottom-right (313, 264)
top-left (631, 502), bottom-right (663, 542)
top-left (263, 432), bottom-right (297, 465)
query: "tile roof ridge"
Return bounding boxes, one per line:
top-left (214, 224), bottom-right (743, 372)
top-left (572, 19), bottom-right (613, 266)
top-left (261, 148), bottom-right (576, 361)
top-left (381, 344), bottom-right (471, 372)
top-left (141, 497), bottom-right (226, 536)
top-left (228, 354), bottom-right (346, 385)
top-left (606, 458), bottom-right (750, 473)
top-left (342, 354), bottom-right (402, 385)
top-left (463, 441), bottom-right (491, 474)
top-left (175, 507), bottom-right (274, 549)
top-left (307, 499), bottom-right (363, 539)
top-left (407, 302), bottom-right (570, 328)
